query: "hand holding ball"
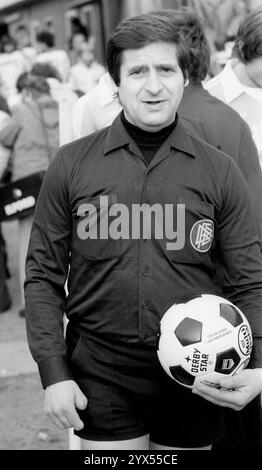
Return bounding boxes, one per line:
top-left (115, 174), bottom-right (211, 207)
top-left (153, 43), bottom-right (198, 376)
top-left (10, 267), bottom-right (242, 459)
top-left (157, 295), bottom-right (253, 388)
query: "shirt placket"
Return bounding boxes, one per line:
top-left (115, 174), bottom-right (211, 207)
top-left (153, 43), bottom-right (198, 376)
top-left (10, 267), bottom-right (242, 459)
top-left (138, 166), bottom-right (153, 343)
top-left (137, 143), bottom-right (171, 344)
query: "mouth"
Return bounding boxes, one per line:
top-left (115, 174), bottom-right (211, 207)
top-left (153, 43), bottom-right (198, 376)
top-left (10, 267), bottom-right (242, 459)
top-left (143, 100), bottom-right (166, 106)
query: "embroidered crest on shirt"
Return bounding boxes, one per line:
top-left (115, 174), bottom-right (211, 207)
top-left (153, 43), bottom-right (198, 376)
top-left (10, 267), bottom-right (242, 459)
top-left (190, 219), bottom-right (214, 253)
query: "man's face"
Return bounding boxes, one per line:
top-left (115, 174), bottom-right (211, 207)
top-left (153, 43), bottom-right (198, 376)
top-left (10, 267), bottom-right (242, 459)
top-left (118, 41), bottom-right (185, 132)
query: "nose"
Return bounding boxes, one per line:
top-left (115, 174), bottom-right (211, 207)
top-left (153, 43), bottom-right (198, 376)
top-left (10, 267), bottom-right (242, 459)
top-left (144, 70), bottom-right (163, 95)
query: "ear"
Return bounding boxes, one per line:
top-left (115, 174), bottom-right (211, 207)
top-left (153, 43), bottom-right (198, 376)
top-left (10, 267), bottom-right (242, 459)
top-left (237, 40), bottom-right (245, 62)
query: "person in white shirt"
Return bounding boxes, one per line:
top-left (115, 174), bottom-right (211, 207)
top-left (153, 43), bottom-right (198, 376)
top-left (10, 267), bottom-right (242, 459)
top-left (0, 106), bottom-right (11, 179)
top-left (0, 35), bottom-right (28, 109)
top-left (205, 7), bottom-right (262, 167)
top-left (15, 24), bottom-right (37, 70)
top-left (69, 30), bottom-right (89, 66)
top-left (35, 31), bottom-right (71, 83)
top-left (72, 72), bottom-right (119, 138)
top-left (68, 42), bottom-right (106, 95)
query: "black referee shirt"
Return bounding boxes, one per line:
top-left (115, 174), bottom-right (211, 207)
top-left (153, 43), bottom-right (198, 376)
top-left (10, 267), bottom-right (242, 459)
top-left (24, 114), bottom-right (262, 388)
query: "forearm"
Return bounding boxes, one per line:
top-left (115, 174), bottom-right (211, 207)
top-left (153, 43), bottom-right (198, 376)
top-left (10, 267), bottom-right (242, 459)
top-left (24, 149), bottom-right (73, 388)
top-left (24, 276), bottom-right (73, 388)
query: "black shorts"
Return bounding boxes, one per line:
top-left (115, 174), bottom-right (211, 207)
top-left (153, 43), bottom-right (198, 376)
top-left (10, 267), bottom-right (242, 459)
top-left (70, 334), bottom-right (224, 447)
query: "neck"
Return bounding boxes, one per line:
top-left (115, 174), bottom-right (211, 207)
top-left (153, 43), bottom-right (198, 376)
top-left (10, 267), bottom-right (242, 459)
top-left (233, 61), bottom-right (260, 88)
top-left (121, 110), bottom-right (177, 137)
top-left (120, 110), bottom-right (178, 165)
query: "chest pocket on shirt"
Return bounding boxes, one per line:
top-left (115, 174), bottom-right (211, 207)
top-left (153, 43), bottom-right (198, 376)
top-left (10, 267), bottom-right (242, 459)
top-left (72, 194), bottom-right (121, 260)
top-left (169, 197), bottom-right (215, 265)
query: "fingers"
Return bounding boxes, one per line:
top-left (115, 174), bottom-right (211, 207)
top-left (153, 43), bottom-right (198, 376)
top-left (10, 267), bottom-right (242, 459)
top-left (192, 382), bottom-right (247, 410)
top-left (45, 404), bottom-right (85, 431)
top-left (64, 405), bottom-right (85, 431)
top-left (44, 380), bottom-right (88, 431)
top-left (216, 374), bottom-right (241, 390)
top-left (46, 410), bottom-right (73, 430)
top-left (75, 388), bottom-right (88, 411)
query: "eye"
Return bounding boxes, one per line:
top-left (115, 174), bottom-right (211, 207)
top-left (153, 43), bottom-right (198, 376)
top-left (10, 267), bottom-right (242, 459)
top-left (159, 67), bottom-right (174, 74)
top-left (129, 68), bottom-right (146, 77)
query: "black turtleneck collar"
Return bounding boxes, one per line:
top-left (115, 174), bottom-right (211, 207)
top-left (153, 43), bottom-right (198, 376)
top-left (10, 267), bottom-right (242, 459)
top-left (120, 110), bottom-right (178, 165)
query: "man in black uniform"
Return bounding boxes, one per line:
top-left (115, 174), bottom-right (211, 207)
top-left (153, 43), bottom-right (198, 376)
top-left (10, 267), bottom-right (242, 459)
top-left (25, 14), bottom-right (262, 450)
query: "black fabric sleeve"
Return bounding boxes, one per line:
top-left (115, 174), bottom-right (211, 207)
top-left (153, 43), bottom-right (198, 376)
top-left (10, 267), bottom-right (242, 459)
top-left (24, 149), bottom-right (73, 388)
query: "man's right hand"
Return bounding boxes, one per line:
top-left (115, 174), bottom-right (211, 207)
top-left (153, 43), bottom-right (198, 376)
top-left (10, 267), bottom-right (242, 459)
top-left (44, 380), bottom-right (88, 431)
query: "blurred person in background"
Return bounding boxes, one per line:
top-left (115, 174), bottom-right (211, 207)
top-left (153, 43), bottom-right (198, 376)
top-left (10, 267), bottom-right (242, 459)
top-left (31, 62), bottom-right (79, 103)
top-left (14, 24), bottom-right (37, 70)
top-left (68, 42), bottom-right (106, 95)
top-left (0, 93), bottom-right (11, 118)
top-left (10, 71), bottom-right (30, 111)
top-left (35, 31), bottom-right (71, 83)
top-left (0, 74), bottom-right (59, 318)
top-left (0, 35), bottom-right (28, 109)
top-left (205, 7), bottom-right (262, 168)
top-left (0, 93), bottom-right (12, 314)
top-left (68, 17), bottom-right (90, 66)
top-left (0, 93), bottom-right (12, 178)
top-left (0, 34), bottom-right (16, 53)
top-left (72, 72), bottom-right (119, 137)
top-left (69, 30), bottom-right (89, 66)
top-left (189, 0), bottom-right (248, 76)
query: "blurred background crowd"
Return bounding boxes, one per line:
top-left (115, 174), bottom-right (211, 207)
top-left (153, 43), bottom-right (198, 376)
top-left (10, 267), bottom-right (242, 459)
top-left (0, 0), bottom-right (261, 109)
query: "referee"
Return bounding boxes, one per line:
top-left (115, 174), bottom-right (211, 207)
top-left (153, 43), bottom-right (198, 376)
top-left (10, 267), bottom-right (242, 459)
top-left (25, 13), bottom-right (262, 450)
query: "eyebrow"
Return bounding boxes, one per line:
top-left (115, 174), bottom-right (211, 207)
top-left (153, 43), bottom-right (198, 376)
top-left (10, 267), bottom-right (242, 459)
top-left (127, 63), bottom-right (178, 72)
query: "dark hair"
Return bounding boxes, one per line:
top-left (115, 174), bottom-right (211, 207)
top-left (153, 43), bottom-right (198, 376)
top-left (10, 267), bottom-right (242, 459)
top-left (106, 13), bottom-right (190, 86)
top-left (31, 62), bottom-right (62, 82)
top-left (151, 8), bottom-right (210, 83)
top-left (36, 31), bottom-right (54, 48)
top-left (16, 71), bottom-right (30, 92)
top-left (17, 73), bottom-right (50, 97)
top-left (0, 34), bottom-right (17, 52)
top-left (71, 17), bottom-right (90, 37)
top-left (233, 7), bottom-right (262, 64)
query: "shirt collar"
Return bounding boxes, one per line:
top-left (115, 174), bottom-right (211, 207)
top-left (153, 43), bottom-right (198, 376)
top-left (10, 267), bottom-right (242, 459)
top-left (220, 59), bottom-right (245, 103)
top-left (104, 113), bottom-right (196, 158)
top-left (220, 59), bottom-right (262, 104)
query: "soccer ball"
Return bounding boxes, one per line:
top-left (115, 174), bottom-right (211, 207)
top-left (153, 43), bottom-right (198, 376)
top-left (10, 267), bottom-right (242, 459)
top-left (157, 294), bottom-right (253, 388)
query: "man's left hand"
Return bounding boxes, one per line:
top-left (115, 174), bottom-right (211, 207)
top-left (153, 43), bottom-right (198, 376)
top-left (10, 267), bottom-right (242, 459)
top-left (192, 368), bottom-right (262, 410)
